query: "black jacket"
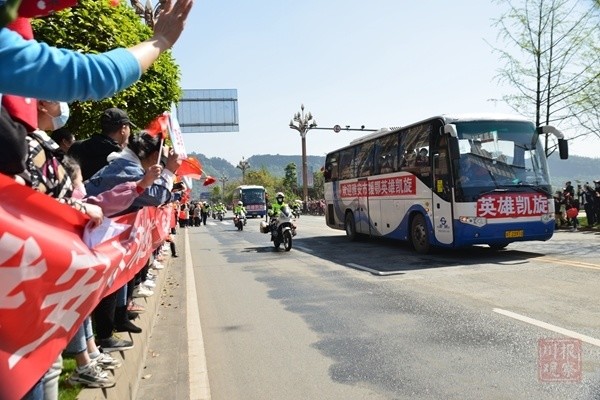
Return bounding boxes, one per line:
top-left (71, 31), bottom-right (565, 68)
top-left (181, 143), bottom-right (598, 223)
top-left (68, 134), bottom-right (121, 181)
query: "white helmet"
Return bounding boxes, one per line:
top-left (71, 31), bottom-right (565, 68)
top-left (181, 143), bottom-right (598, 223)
top-left (276, 192), bottom-right (285, 199)
top-left (238, 201), bottom-right (243, 205)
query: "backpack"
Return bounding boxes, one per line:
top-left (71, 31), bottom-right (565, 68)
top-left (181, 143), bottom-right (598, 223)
top-left (19, 130), bottom-right (73, 199)
top-left (0, 105), bottom-right (28, 175)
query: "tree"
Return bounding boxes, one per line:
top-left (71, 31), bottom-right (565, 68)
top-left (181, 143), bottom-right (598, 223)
top-left (491, 0), bottom-right (600, 156)
top-left (282, 162), bottom-right (298, 194)
top-left (311, 170), bottom-right (325, 199)
top-left (32, 0), bottom-right (182, 137)
top-left (245, 167), bottom-right (281, 195)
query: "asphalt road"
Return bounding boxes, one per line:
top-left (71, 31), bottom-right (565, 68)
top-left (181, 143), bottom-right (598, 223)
top-left (185, 215), bottom-right (600, 400)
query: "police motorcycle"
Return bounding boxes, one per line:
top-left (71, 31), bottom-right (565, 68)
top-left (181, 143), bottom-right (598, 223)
top-left (216, 208), bottom-right (225, 221)
top-left (260, 204), bottom-right (297, 251)
top-left (233, 210), bottom-right (245, 231)
top-left (292, 201), bottom-right (302, 219)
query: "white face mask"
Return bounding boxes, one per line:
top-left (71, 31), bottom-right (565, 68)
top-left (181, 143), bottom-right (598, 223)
top-left (52, 102), bottom-right (70, 131)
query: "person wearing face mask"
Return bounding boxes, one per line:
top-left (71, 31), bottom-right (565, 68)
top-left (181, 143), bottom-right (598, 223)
top-left (37, 100), bottom-right (69, 131)
top-left (68, 107), bottom-right (136, 181)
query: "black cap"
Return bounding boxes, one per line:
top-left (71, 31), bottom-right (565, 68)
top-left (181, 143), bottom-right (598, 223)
top-left (100, 108), bottom-right (137, 130)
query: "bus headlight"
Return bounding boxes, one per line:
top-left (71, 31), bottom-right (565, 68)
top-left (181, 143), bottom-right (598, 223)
top-left (541, 213), bottom-right (554, 223)
top-left (459, 216), bottom-right (487, 227)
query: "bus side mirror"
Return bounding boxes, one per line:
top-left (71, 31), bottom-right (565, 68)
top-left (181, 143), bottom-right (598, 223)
top-left (558, 138), bottom-right (568, 159)
top-left (537, 125), bottom-right (568, 160)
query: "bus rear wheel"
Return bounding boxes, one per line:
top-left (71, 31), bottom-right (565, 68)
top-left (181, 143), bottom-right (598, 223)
top-left (410, 214), bottom-right (430, 254)
top-left (345, 212), bottom-right (357, 241)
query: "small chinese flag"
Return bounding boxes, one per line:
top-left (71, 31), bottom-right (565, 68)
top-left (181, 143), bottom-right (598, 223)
top-left (145, 114), bottom-right (170, 139)
top-left (177, 157), bottom-right (203, 180)
top-left (203, 176), bottom-right (216, 186)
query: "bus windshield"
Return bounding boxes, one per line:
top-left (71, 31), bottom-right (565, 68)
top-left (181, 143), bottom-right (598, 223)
top-left (242, 188), bottom-right (265, 204)
top-left (453, 120), bottom-right (551, 201)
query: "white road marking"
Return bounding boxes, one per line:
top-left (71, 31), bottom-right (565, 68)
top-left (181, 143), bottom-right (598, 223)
top-left (185, 229), bottom-right (211, 399)
top-left (347, 262), bottom-right (404, 276)
top-left (493, 308), bottom-right (600, 347)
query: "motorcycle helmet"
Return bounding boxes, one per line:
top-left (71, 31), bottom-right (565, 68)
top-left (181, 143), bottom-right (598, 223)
top-left (238, 201), bottom-right (243, 205)
top-left (276, 192), bottom-right (285, 204)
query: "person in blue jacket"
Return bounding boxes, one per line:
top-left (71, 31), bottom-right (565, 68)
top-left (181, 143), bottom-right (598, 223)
top-left (0, 0), bottom-right (194, 102)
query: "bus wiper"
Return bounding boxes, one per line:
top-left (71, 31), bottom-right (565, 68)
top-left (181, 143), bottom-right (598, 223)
top-left (479, 188), bottom-right (508, 197)
top-left (502, 183), bottom-right (551, 196)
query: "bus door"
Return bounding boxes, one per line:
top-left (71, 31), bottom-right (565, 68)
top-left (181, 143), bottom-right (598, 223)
top-left (431, 133), bottom-right (454, 245)
top-left (356, 177), bottom-right (371, 235)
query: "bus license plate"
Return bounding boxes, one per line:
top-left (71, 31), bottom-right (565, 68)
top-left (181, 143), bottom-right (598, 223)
top-left (505, 230), bottom-right (524, 238)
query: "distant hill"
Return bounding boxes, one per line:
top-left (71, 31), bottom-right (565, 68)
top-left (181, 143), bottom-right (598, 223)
top-left (547, 154), bottom-right (600, 190)
top-left (188, 152), bottom-right (325, 180)
top-left (188, 151), bottom-right (600, 193)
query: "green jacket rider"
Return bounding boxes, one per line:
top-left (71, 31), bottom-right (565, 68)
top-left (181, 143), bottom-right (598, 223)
top-left (268, 192), bottom-right (288, 218)
top-left (234, 201), bottom-right (246, 215)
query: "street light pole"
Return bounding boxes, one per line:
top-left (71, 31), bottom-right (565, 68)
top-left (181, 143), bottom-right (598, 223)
top-left (219, 174), bottom-right (228, 201)
top-left (237, 157), bottom-right (250, 184)
top-left (289, 104), bottom-right (317, 211)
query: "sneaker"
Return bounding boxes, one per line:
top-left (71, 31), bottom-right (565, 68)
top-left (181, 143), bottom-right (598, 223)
top-left (115, 319), bottom-right (142, 334)
top-left (133, 285), bottom-right (154, 298)
top-left (127, 301), bottom-right (146, 314)
top-left (68, 360), bottom-right (116, 388)
top-left (97, 335), bottom-right (134, 352)
top-left (93, 352), bottom-right (122, 370)
top-left (142, 279), bottom-right (156, 289)
top-left (151, 260), bottom-right (164, 270)
top-left (146, 272), bottom-right (157, 280)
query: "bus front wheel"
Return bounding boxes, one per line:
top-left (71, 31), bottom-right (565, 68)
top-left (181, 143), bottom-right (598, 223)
top-left (410, 214), bottom-right (430, 254)
top-left (345, 212), bottom-right (357, 241)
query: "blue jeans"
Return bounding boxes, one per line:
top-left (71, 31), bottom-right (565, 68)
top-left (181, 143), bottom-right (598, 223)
top-left (65, 317), bottom-right (93, 355)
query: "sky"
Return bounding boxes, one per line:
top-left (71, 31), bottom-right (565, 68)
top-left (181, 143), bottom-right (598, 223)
top-left (171, 0), bottom-right (599, 166)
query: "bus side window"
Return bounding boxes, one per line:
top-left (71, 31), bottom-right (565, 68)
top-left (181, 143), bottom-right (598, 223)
top-left (325, 153), bottom-right (338, 182)
top-left (375, 133), bottom-right (398, 175)
top-left (357, 141), bottom-right (375, 177)
top-left (339, 148), bottom-right (356, 180)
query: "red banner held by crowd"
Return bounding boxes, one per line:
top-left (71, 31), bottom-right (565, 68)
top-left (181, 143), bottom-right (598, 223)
top-left (0, 174), bottom-right (171, 400)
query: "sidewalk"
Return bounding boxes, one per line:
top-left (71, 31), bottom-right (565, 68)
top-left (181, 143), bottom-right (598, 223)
top-left (77, 229), bottom-right (209, 400)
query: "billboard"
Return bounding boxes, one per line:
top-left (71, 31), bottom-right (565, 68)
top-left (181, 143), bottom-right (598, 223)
top-left (176, 89), bottom-right (239, 133)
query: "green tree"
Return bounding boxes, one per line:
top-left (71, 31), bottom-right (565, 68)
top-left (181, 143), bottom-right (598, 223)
top-left (282, 162), bottom-right (298, 194)
top-left (491, 0), bottom-right (600, 156)
top-left (311, 170), bottom-right (324, 199)
top-left (32, 0), bottom-right (182, 137)
top-left (245, 167), bottom-right (281, 193)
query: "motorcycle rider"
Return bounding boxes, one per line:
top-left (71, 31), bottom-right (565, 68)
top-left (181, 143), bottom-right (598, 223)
top-left (268, 192), bottom-right (288, 233)
top-left (234, 200), bottom-right (246, 217)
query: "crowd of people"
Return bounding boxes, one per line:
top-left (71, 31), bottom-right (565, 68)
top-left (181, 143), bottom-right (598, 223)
top-left (553, 180), bottom-right (600, 232)
top-left (0, 0), bottom-right (194, 397)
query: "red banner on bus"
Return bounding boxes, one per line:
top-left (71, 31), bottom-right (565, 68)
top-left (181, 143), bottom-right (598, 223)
top-left (340, 176), bottom-right (417, 198)
top-left (477, 193), bottom-right (549, 218)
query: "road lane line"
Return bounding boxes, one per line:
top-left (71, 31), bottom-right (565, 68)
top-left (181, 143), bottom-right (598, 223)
top-left (185, 229), bottom-right (211, 400)
top-left (539, 256), bottom-right (600, 271)
top-left (493, 308), bottom-right (600, 347)
top-left (347, 263), bottom-right (404, 276)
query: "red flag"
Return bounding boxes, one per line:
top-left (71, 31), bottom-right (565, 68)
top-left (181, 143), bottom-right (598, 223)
top-left (145, 114), bottom-right (170, 139)
top-left (203, 176), bottom-right (216, 186)
top-left (18, 0), bottom-right (78, 18)
top-left (177, 157), bottom-right (203, 180)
